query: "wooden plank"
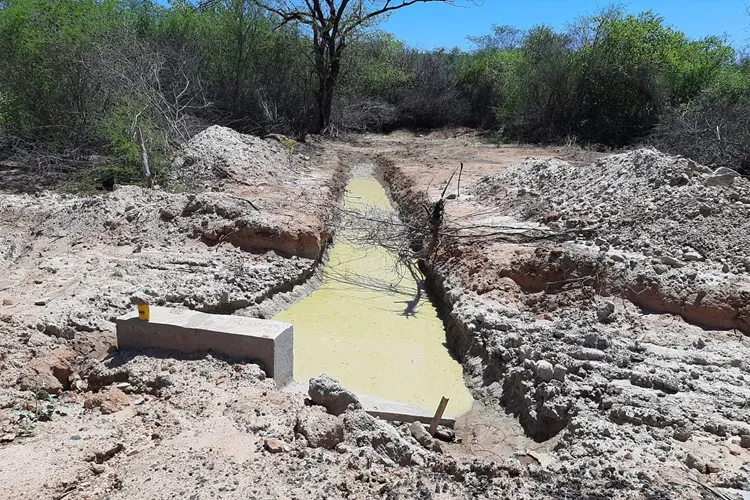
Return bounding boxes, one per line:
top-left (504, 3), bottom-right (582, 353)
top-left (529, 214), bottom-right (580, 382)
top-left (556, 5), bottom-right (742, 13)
top-left (429, 396), bottom-right (449, 436)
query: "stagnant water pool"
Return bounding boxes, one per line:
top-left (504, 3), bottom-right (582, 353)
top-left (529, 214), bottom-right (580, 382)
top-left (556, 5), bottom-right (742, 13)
top-left (275, 177), bottom-right (473, 417)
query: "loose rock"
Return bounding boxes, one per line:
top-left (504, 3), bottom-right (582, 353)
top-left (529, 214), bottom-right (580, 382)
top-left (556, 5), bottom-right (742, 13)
top-left (263, 437), bottom-right (291, 454)
top-left (18, 349), bottom-right (77, 394)
top-left (84, 388), bottom-right (131, 414)
top-left (296, 408), bottom-right (345, 450)
top-left (308, 375), bottom-right (362, 416)
top-left (343, 411), bottom-right (425, 466)
top-left (534, 360), bottom-right (554, 382)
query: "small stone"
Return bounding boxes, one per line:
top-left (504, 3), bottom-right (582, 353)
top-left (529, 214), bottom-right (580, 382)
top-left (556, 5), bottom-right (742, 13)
top-left (91, 443), bottom-right (125, 464)
top-left (308, 375), bottom-right (362, 416)
top-left (2, 298), bottom-right (12, 306)
top-left (713, 166), bottom-right (740, 177)
top-left (409, 422), bottom-right (434, 449)
top-left (685, 453), bottom-right (706, 473)
top-left (661, 256), bottom-right (684, 268)
top-left (151, 375), bottom-right (173, 389)
top-left (34, 298), bottom-right (49, 306)
top-left (129, 292), bottom-right (151, 306)
top-left (335, 443), bottom-right (349, 454)
top-left (535, 360), bottom-right (554, 382)
top-left (553, 364), bottom-right (567, 382)
top-left (596, 301), bottom-right (615, 323)
top-left (0, 433), bottom-right (15, 443)
top-left (18, 348), bottom-right (77, 394)
top-left (610, 253), bottom-right (625, 263)
top-left (653, 377), bottom-right (680, 394)
top-left (740, 435), bottom-right (750, 449)
top-left (263, 438), bottom-right (290, 454)
top-left (434, 426), bottom-right (455, 442)
top-left (84, 388), bottom-right (131, 414)
top-left (705, 171), bottom-right (738, 187)
top-left (683, 251), bottom-right (704, 262)
top-left (91, 464), bottom-right (106, 475)
top-left (694, 338), bottom-right (706, 349)
top-left (344, 410), bottom-right (422, 466)
top-left (673, 427), bottom-right (691, 442)
top-left (705, 463), bottom-right (722, 474)
top-left (669, 174), bottom-right (689, 187)
top-left (296, 409), bottom-right (344, 450)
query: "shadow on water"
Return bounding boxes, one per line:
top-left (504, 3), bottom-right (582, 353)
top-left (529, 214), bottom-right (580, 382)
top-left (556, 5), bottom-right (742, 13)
top-left (396, 281), bottom-right (424, 318)
top-left (324, 265), bottom-right (428, 318)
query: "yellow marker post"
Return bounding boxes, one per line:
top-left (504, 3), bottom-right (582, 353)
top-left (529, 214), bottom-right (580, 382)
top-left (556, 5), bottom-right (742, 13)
top-left (137, 304), bottom-right (150, 321)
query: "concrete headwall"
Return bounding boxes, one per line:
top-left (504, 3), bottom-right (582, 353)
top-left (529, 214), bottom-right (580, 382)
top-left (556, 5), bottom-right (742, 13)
top-left (116, 307), bottom-right (293, 386)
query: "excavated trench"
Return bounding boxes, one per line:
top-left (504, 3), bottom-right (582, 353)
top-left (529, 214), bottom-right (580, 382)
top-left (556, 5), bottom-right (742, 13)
top-left (273, 168), bottom-right (474, 417)
top-left (378, 156), bottom-right (750, 443)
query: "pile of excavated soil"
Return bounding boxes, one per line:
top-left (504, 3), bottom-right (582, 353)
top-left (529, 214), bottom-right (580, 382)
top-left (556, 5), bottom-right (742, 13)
top-left (380, 140), bottom-right (750, 498)
top-left (0, 186), bottom-right (319, 337)
top-left (471, 148), bottom-right (750, 271)
top-left (0, 126), bottom-right (346, 345)
top-left (170, 125), bottom-right (312, 190)
top-left (0, 128), bottom-right (345, 468)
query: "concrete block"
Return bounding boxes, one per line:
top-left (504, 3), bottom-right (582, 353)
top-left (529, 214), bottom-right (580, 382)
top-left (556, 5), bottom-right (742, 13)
top-left (357, 393), bottom-right (456, 427)
top-left (116, 307), bottom-right (293, 386)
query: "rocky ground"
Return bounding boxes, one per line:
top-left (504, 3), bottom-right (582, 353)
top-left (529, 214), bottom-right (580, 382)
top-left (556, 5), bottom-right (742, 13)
top-left (0, 128), bottom-right (748, 499)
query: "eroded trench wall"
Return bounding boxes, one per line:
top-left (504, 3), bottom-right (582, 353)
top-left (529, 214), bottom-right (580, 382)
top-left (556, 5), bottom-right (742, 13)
top-left (376, 156), bottom-right (750, 443)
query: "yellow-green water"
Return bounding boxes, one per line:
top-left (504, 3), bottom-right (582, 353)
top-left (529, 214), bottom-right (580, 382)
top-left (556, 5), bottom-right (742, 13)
top-left (274, 178), bottom-right (473, 417)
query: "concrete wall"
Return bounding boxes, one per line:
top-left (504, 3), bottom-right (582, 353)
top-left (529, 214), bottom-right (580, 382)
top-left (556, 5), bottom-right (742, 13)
top-left (116, 307), bottom-right (293, 386)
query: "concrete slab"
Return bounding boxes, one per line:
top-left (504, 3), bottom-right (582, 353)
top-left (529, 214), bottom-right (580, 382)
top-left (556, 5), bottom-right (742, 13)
top-left (116, 307), bottom-right (293, 386)
top-left (357, 393), bottom-right (456, 428)
top-left (279, 383), bottom-right (457, 427)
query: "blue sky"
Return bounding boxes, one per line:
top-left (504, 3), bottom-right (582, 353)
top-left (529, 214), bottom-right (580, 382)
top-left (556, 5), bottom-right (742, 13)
top-left (378, 0), bottom-right (750, 50)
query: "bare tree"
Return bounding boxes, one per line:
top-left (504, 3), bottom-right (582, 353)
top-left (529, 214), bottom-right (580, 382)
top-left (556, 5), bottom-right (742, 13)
top-left (253, 0), bottom-right (478, 133)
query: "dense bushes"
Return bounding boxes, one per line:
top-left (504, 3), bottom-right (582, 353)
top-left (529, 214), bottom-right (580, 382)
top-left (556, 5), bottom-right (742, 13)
top-left (453, 12), bottom-right (740, 146)
top-left (652, 62), bottom-right (750, 173)
top-left (0, 0), bottom-right (314, 188)
top-left (0, 1), bottom-right (748, 185)
top-left (337, 9), bottom-right (748, 160)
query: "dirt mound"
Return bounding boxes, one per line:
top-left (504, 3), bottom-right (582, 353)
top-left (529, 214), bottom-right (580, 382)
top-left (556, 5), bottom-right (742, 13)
top-left (171, 125), bottom-right (310, 190)
top-left (472, 148), bottom-right (750, 270)
top-left (379, 137), bottom-right (750, 497)
top-left (0, 186), bottom-right (324, 376)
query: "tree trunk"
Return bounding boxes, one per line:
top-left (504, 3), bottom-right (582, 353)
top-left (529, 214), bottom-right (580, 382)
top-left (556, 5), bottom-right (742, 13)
top-left (313, 36), bottom-right (341, 133)
top-left (318, 73), bottom-right (336, 132)
top-left (136, 125), bottom-right (153, 189)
